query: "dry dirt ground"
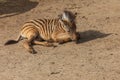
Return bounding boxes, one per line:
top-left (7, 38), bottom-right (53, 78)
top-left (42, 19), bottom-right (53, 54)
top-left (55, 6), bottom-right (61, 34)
top-left (0, 0), bottom-right (120, 80)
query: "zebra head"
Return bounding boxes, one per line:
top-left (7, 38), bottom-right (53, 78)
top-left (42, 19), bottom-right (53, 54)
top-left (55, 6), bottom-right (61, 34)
top-left (58, 10), bottom-right (78, 41)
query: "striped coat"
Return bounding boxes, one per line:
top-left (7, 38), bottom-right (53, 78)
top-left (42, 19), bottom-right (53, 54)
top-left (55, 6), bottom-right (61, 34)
top-left (5, 10), bottom-right (79, 54)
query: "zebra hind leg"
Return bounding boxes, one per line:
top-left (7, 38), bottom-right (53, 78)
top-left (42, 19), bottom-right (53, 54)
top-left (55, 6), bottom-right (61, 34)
top-left (23, 35), bottom-right (36, 54)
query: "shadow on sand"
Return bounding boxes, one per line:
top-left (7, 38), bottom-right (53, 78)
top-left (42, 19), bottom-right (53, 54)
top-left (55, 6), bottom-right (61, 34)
top-left (77, 30), bottom-right (112, 44)
top-left (0, 0), bottom-right (38, 18)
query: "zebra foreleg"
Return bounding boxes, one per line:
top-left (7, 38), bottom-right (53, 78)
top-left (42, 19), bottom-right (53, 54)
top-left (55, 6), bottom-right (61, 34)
top-left (53, 33), bottom-right (71, 44)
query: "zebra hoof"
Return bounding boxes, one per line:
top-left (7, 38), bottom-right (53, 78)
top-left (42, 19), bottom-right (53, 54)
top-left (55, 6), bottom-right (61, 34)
top-left (28, 49), bottom-right (37, 54)
top-left (58, 41), bottom-right (65, 44)
top-left (75, 40), bottom-right (80, 44)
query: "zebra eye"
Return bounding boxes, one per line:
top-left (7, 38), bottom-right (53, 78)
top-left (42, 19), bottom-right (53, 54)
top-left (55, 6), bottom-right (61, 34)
top-left (58, 14), bottom-right (62, 19)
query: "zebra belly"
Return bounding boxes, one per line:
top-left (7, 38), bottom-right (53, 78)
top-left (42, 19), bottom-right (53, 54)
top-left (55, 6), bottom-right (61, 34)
top-left (39, 32), bottom-right (52, 41)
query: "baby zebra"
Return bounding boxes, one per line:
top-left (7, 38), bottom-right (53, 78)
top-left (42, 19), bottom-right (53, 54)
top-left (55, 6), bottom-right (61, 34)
top-left (5, 10), bottom-right (80, 54)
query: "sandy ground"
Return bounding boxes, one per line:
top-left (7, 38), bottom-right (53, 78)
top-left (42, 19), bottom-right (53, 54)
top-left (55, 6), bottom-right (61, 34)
top-left (0, 0), bottom-right (120, 80)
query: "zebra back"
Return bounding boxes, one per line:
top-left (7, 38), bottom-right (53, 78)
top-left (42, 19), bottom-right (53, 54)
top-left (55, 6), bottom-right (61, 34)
top-left (21, 18), bottom-right (71, 40)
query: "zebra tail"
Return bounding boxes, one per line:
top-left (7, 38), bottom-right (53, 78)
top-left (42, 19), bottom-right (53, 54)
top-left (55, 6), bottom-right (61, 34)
top-left (4, 35), bottom-right (22, 45)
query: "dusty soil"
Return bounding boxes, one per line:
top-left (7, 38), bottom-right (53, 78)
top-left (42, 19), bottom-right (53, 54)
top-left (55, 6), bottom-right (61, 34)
top-left (0, 0), bottom-right (120, 80)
